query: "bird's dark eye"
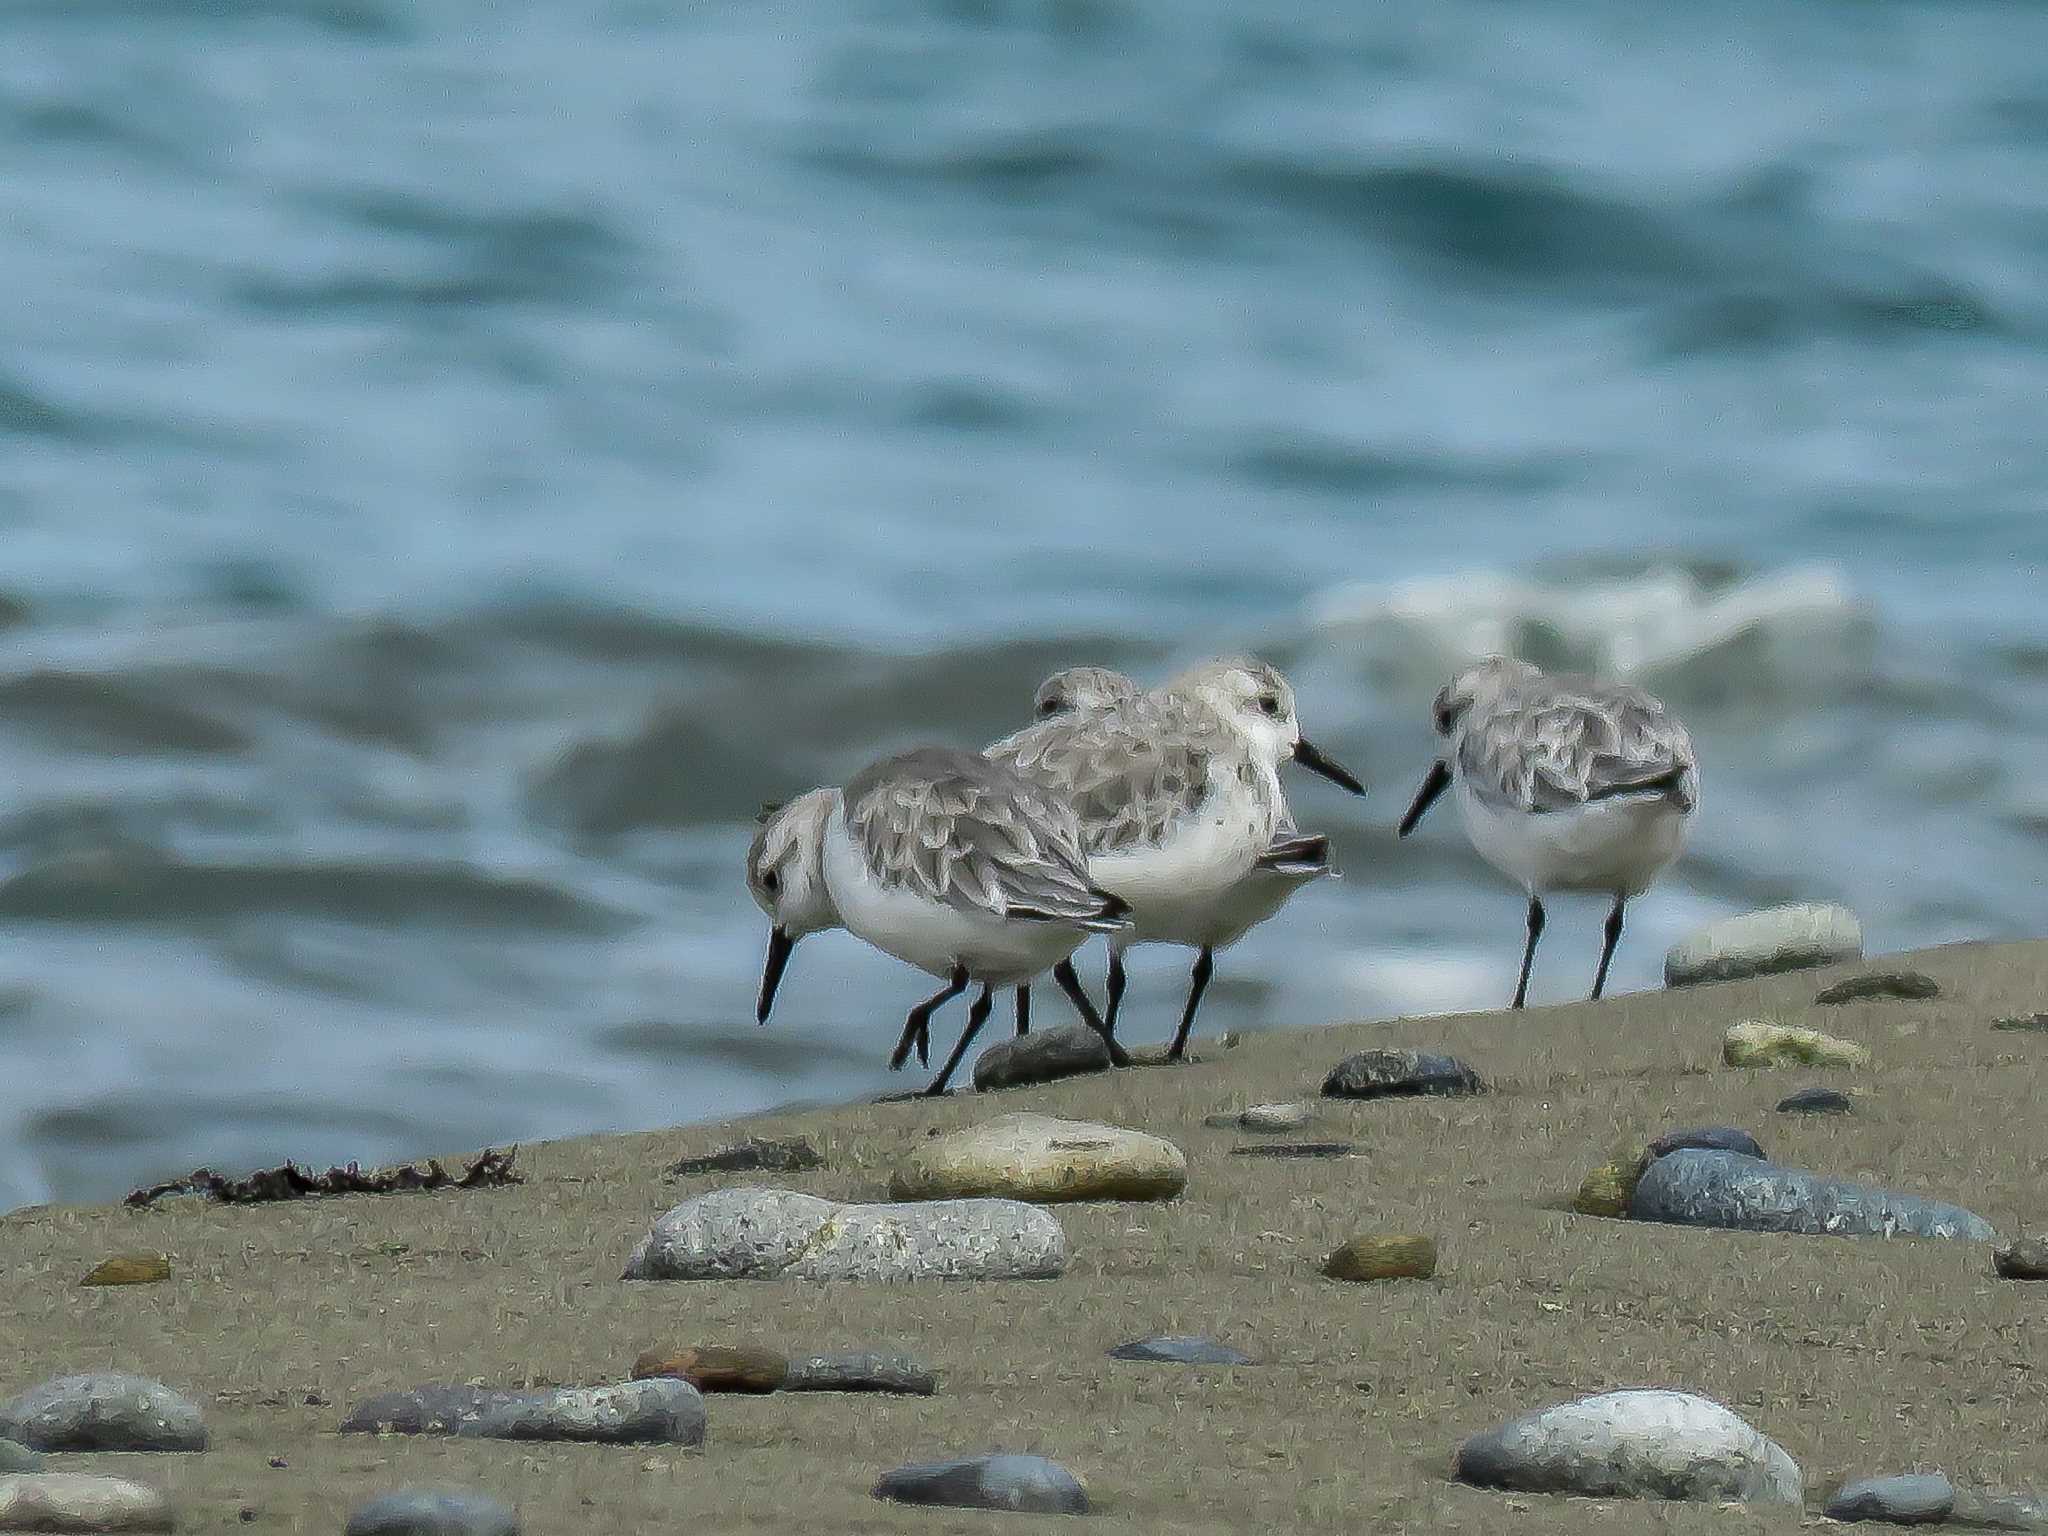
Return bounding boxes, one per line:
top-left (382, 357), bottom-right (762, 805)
top-left (1038, 697), bottom-right (1061, 716)
top-left (762, 869), bottom-right (781, 894)
top-left (1258, 694), bottom-right (1282, 716)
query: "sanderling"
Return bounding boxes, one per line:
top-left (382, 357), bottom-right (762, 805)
top-left (1396, 654), bottom-right (1699, 1009)
top-left (747, 745), bottom-right (1132, 1095)
top-left (988, 657), bottom-right (1364, 1060)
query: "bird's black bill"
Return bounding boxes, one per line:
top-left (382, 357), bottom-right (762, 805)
top-left (1397, 760), bottom-right (1453, 837)
top-left (1292, 737), bottom-right (1366, 795)
top-left (757, 926), bottom-right (796, 1023)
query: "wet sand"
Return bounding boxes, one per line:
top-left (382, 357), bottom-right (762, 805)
top-left (4, 935), bottom-right (2044, 1534)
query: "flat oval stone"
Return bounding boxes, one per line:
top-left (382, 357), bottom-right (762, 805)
top-left (1723, 1020), bottom-right (1870, 1069)
top-left (1777, 1086), bottom-right (1855, 1115)
top-left (1664, 903), bottom-right (1862, 987)
top-left (346, 1487), bottom-right (520, 1536)
top-left (1456, 1388), bottom-right (1802, 1505)
top-left (1107, 1335), bottom-right (1255, 1365)
top-left (1992, 1014), bottom-right (2048, 1032)
top-left (80, 1255), bottom-right (171, 1287)
top-left (1239, 1102), bottom-right (1314, 1133)
top-left (1323, 1234), bottom-right (1436, 1281)
top-left (889, 1114), bottom-right (1186, 1204)
top-left (1322, 1049), bottom-right (1483, 1099)
top-left (1824, 1472), bottom-right (1955, 1524)
top-left (456, 1380), bottom-right (706, 1446)
top-left (341, 1387), bottom-right (527, 1436)
top-left (0, 1373), bottom-right (208, 1453)
top-left (1573, 1161), bottom-right (1638, 1218)
top-left (629, 1345), bottom-right (786, 1393)
top-left (874, 1453), bottom-right (1087, 1514)
top-left (1630, 1149), bottom-right (1995, 1242)
top-left (0, 1472), bottom-right (173, 1532)
top-left (1814, 971), bottom-right (1940, 1004)
top-left (1993, 1237), bottom-right (2048, 1280)
top-left (1646, 1126), bottom-right (1765, 1162)
top-left (782, 1353), bottom-right (935, 1395)
top-left (971, 1025), bottom-right (1111, 1092)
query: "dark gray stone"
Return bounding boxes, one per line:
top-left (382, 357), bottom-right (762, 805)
top-left (1778, 1086), bottom-right (1855, 1115)
top-left (1824, 1473), bottom-right (1955, 1524)
top-left (1229, 1141), bottom-right (1358, 1159)
top-left (458, 1381), bottom-right (706, 1445)
top-left (1630, 1149), bottom-right (1995, 1242)
top-left (341, 1387), bottom-right (527, 1436)
top-left (1994, 1237), bottom-right (2048, 1280)
top-left (1107, 1335), bottom-right (1255, 1365)
top-left (874, 1454), bottom-right (1088, 1514)
top-left (1322, 1049), bottom-right (1483, 1100)
top-left (1992, 1014), bottom-right (2048, 1033)
top-left (1815, 971), bottom-right (1940, 1005)
top-left (0, 1372), bottom-right (208, 1452)
top-left (783, 1352), bottom-right (936, 1395)
top-left (1646, 1126), bottom-right (1764, 1162)
top-left (346, 1487), bottom-right (520, 1536)
top-left (667, 1136), bottom-right (822, 1177)
top-left (0, 1438), bottom-right (42, 1472)
top-left (972, 1024), bottom-right (1110, 1091)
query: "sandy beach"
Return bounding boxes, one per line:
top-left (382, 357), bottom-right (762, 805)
top-left (4, 934), bottom-right (2045, 1534)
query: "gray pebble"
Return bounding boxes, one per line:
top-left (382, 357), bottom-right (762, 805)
top-left (1630, 1148), bottom-right (1995, 1242)
top-left (782, 1352), bottom-right (936, 1395)
top-left (1950, 1490), bottom-right (2048, 1530)
top-left (0, 1372), bottom-right (208, 1453)
top-left (1824, 1473), bottom-right (1955, 1524)
top-left (667, 1136), bottom-right (822, 1176)
top-left (1322, 1048), bottom-right (1483, 1100)
top-left (1108, 1335), bottom-right (1255, 1365)
top-left (1778, 1086), bottom-right (1855, 1115)
top-left (1992, 1014), bottom-right (2048, 1033)
top-left (346, 1488), bottom-right (520, 1536)
top-left (1814, 971), bottom-right (1940, 1004)
top-left (1993, 1237), bottom-right (2048, 1281)
top-left (972, 1024), bottom-right (1111, 1091)
top-left (874, 1453), bottom-right (1088, 1514)
top-left (341, 1387), bottom-right (526, 1436)
top-left (1646, 1126), bottom-right (1764, 1162)
top-left (458, 1380), bottom-right (706, 1446)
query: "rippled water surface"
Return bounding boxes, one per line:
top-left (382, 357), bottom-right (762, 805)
top-left (3, 0), bottom-right (2046, 1208)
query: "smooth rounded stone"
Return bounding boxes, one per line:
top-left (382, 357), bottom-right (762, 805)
top-left (457, 1381), bottom-right (706, 1446)
top-left (1646, 1126), bottom-right (1765, 1162)
top-left (874, 1454), bottom-right (1087, 1515)
top-left (630, 1345), bottom-right (786, 1393)
top-left (79, 1255), bottom-right (171, 1287)
top-left (0, 1373), bottom-right (207, 1453)
top-left (1664, 902), bottom-right (1863, 987)
top-left (1723, 1019), bottom-right (1871, 1069)
top-left (1573, 1161), bottom-right (1638, 1219)
top-left (1322, 1048), bottom-right (1483, 1100)
top-left (889, 1113), bottom-right (1186, 1204)
top-left (1229, 1141), bottom-right (1358, 1159)
top-left (341, 1387), bottom-right (529, 1436)
top-left (1815, 970), bottom-right (1940, 1005)
top-left (782, 1353), bottom-right (935, 1395)
top-left (0, 1440), bottom-right (42, 1473)
top-left (1825, 1472), bottom-right (1956, 1524)
top-left (1993, 1237), bottom-right (2048, 1280)
top-left (0, 1472), bottom-right (173, 1532)
top-left (623, 1186), bottom-right (1068, 1281)
top-left (971, 1024), bottom-right (1110, 1091)
top-left (1107, 1335), bottom-right (1255, 1365)
top-left (1778, 1086), bottom-right (1855, 1115)
top-left (1630, 1148), bottom-right (1996, 1242)
top-left (1454, 1388), bottom-right (1802, 1505)
top-left (346, 1487), bottom-right (520, 1536)
top-left (1240, 1102), bottom-right (1315, 1133)
top-left (1323, 1233), bottom-right (1437, 1281)
top-left (1951, 1490), bottom-right (2048, 1530)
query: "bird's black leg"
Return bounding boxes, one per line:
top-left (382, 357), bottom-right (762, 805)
top-left (1054, 958), bottom-right (1131, 1068)
top-left (926, 984), bottom-right (995, 1096)
top-left (1103, 951), bottom-right (1128, 1034)
top-left (1511, 897), bottom-right (1545, 1011)
top-left (889, 964), bottom-right (968, 1070)
top-left (1165, 945), bottom-right (1215, 1061)
top-left (1590, 895), bottom-right (1626, 1001)
top-left (1013, 985), bottom-right (1031, 1037)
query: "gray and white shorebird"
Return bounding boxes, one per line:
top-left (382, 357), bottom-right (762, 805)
top-left (1396, 655), bottom-right (1700, 1009)
top-left (747, 744), bottom-right (1132, 1095)
top-left (986, 657), bottom-right (1365, 1060)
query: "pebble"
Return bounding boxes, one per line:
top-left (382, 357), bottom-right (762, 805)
top-left (1824, 1472), bottom-right (1956, 1524)
top-left (1992, 1014), bottom-right (2048, 1033)
top-left (1630, 1148), bottom-right (1996, 1242)
top-left (630, 1345), bottom-right (786, 1393)
top-left (1663, 902), bottom-right (1863, 987)
top-left (458, 1381), bottom-right (706, 1446)
top-left (1993, 1237), bottom-right (2048, 1280)
top-left (1107, 1336), bottom-right (1255, 1365)
top-left (970, 1024), bottom-right (1112, 1091)
top-left (874, 1454), bottom-right (1088, 1515)
top-left (1723, 1019), bottom-right (1871, 1069)
top-left (1778, 1086), bottom-right (1855, 1115)
top-left (345, 1487), bottom-right (520, 1536)
top-left (1951, 1490), bottom-right (2048, 1530)
top-left (1322, 1234), bottom-right (1437, 1281)
top-left (1646, 1126), bottom-right (1765, 1162)
top-left (1321, 1049), bottom-right (1484, 1100)
top-left (0, 1373), bottom-right (208, 1453)
top-left (1814, 970), bottom-right (1940, 1005)
top-left (667, 1137), bottom-right (822, 1177)
top-left (0, 1439), bottom-right (42, 1473)
top-left (888, 1113), bottom-right (1186, 1204)
top-left (1203, 1102), bottom-right (1314, 1133)
top-left (623, 1186), bottom-right (1068, 1281)
top-left (79, 1255), bottom-right (172, 1287)
top-left (1573, 1161), bottom-right (1638, 1219)
top-left (782, 1353), bottom-right (936, 1395)
top-left (0, 1472), bottom-right (173, 1532)
top-left (1230, 1141), bottom-right (1358, 1159)
top-left (341, 1387), bottom-right (524, 1436)
top-left (1454, 1388), bottom-right (1802, 1505)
